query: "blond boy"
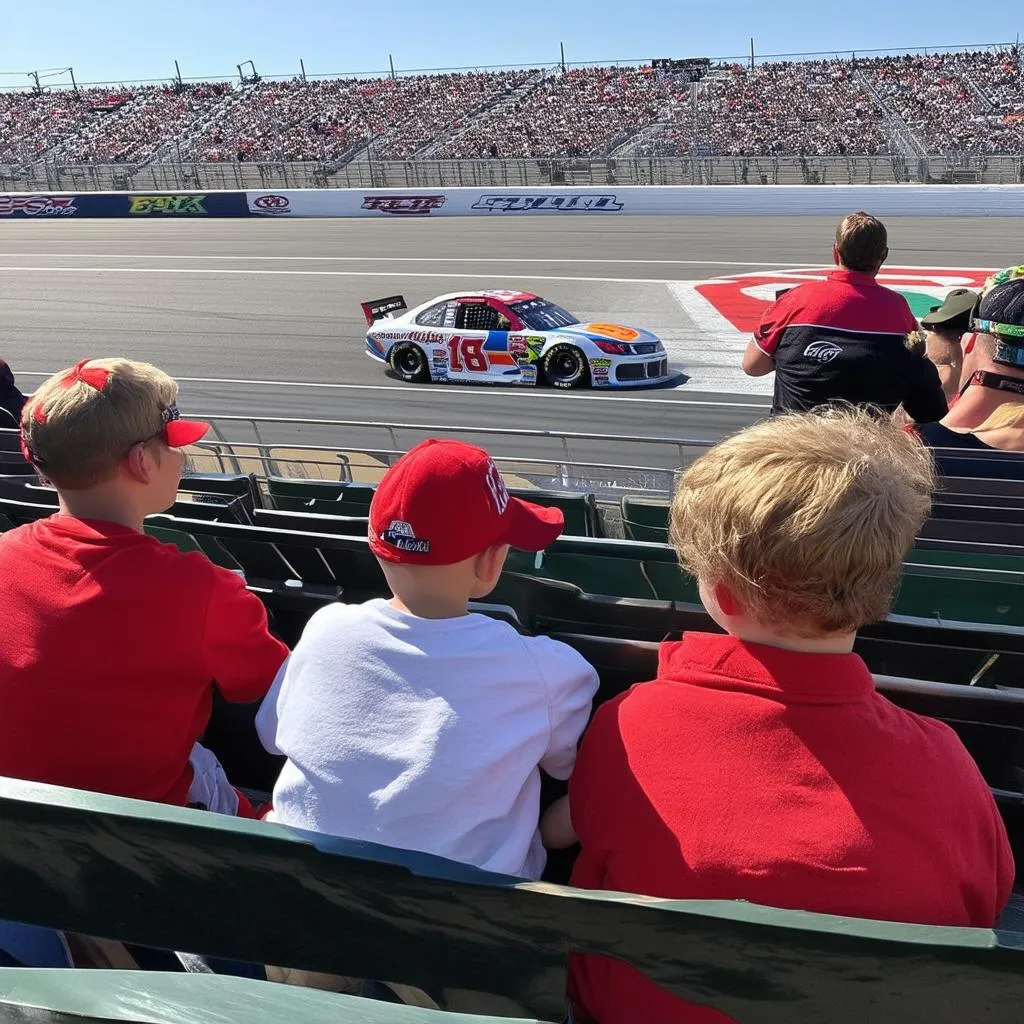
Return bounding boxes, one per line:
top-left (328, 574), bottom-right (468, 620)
top-left (0, 358), bottom-right (287, 813)
top-left (557, 409), bottom-right (1013, 1024)
top-left (257, 438), bottom-right (598, 879)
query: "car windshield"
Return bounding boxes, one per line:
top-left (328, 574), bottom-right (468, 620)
top-left (508, 298), bottom-right (580, 331)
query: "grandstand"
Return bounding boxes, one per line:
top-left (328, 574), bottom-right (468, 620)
top-left (0, 43), bottom-right (1022, 191)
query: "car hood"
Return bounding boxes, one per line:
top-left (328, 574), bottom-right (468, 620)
top-left (549, 322), bottom-right (661, 345)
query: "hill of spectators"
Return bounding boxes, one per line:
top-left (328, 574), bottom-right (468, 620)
top-left (0, 46), bottom-right (1019, 165)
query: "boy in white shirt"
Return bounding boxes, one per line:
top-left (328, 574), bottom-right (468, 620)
top-left (256, 439), bottom-right (599, 880)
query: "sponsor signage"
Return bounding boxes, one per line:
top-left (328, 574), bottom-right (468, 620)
top-left (361, 195), bottom-right (446, 216)
top-left (471, 194), bottom-right (623, 213)
top-left (129, 195), bottom-right (208, 215)
top-left (0, 195), bottom-right (77, 218)
top-left (250, 193), bottom-right (291, 215)
top-left (675, 267), bottom-right (996, 337)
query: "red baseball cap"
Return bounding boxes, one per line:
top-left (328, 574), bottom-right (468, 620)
top-left (369, 439), bottom-right (564, 565)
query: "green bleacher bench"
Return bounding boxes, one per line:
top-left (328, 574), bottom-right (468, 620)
top-left (0, 970), bottom-right (539, 1024)
top-left (0, 778), bottom-right (1020, 1023)
top-left (620, 494), bottom-right (671, 542)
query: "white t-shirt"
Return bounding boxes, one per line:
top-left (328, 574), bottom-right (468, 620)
top-left (256, 599), bottom-right (599, 879)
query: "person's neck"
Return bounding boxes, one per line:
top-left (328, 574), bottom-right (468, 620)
top-left (836, 263), bottom-right (877, 279)
top-left (943, 372), bottom-right (1024, 430)
top-left (58, 490), bottom-right (145, 533)
top-left (389, 593), bottom-right (469, 620)
top-left (726, 622), bottom-right (856, 655)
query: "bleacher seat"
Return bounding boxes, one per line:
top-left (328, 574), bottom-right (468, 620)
top-left (620, 495), bottom-right (671, 542)
top-left (0, 777), bottom-right (1019, 1021)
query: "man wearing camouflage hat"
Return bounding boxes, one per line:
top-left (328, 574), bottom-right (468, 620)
top-left (917, 265), bottom-right (1024, 469)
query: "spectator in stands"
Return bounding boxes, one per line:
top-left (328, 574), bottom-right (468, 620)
top-left (555, 409), bottom-right (1013, 1024)
top-left (917, 266), bottom-right (1024, 466)
top-left (256, 439), bottom-right (598, 880)
top-left (919, 288), bottom-right (978, 403)
top-left (0, 359), bottom-right (33, 475)
top-left (742, 212), bottom-right (947, 421)
top-left (0, 358), bottom-right (287, 814)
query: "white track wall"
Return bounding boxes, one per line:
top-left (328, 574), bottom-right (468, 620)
top-left (246, 185), bottom-right (1024, 218)
top-left (2, 185), bottom-right (1023, 219)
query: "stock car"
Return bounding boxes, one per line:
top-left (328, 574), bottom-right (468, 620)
top-left (360, 290), bottom-right (671, 389)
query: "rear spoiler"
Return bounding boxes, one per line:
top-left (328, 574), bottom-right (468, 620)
top-left (361, 295), bottom-right (407, 326)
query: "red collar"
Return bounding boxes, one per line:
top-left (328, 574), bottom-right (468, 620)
top-left (829, 269), bottom-right (879, 287)
top-left (42, 513), bottom-right (146, 540)
top-left (658, 633), bottom-right (875, 705)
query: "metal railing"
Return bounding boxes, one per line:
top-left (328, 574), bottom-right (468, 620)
top-left (2, 153), bottom-right (1022, 192)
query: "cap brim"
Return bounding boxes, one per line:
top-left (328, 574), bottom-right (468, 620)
top-left (921, 291), bottom-right (979, 327)
top-left (501, 497), bottom-right (565, 552)
top-left (165, 419), bottom-right (210, 447)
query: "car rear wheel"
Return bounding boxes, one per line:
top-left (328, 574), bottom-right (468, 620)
top-left (389, 343), bottom-right (430, 383)
top-left (543, 345), bottom-right (589, 389)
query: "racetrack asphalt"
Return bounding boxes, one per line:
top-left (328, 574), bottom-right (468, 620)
top-left (0, 215), bottom-right (1018, 467)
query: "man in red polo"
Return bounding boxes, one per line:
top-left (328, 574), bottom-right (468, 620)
top-left (741, 212), bottom-right (947, 421)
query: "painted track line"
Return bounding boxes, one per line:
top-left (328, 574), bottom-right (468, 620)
top-left (14, 372), bottom-right (770, 408)
top-left (0, 253), bottom-right (810, 268)
top-left (0, 266), bottom-right (701, 285)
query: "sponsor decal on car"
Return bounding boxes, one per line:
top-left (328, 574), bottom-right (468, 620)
top-left (251, 194), bottom-right (290, 215)
top-left (584, 323), bottom-right (640, 342)
top-left (0, 195), bottom-right (77, 217)
top-left (129, 195), bottom-right (207, 215)
top-left (362, 195), bottom-right (446, 215)
top-left (508, 334), bottom-right (546, 364)
top-left (471, 194), bottom-right (623, 213)
top-left (374, 330), bottom-right (446, 344)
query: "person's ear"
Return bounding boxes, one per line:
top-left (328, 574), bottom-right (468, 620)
top-left (474, 544), bottom-right (509, 587)
top-left (832, 243), bottom-right (841, 267)
top-left (713, 582), bottom-right (743, 618)
top-left (123, 443), bottom-right (152, 484)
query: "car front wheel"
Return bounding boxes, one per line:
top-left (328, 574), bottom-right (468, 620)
top-left (389, 343), bottom-right (430, 383)
top-left (542, 345), bottom-right (589, 389)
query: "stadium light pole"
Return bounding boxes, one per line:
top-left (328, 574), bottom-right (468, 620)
top-left (389, 55), bottom-right (396, 80)
top-left (174, 61), bottom-right (183, 88)
top-left (300, 59), bottom-right (307, 83)
top-left (68, 67), bottom-right (78, 94)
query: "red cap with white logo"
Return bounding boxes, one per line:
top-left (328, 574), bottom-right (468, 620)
top-left (369, 439), bottom-right (564, 565)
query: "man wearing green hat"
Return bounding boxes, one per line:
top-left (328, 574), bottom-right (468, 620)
top-left (919, 288), bottom-right (979, 404)
top-left (916, 266), bottom-right (1024, 476)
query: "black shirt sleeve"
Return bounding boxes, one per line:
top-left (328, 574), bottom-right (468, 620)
top-left (901, 353), bottom-right (948, 424)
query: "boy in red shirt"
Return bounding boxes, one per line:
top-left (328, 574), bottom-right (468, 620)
top-left (552, 408), bottom-right (1014, 1024)
top-left (0, 358), bottom-right (287, 813)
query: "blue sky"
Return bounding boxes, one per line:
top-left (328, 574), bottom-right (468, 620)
top-left (0, 0), bottom-right (1019, 86)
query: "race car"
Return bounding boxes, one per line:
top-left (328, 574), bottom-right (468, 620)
top-left (360, 290), bottom-right (671, 389)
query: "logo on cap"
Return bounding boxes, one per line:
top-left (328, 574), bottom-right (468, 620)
top-left (381, 519), bottom-right (430, 554)
top-left (484, 461), bottom-right (509, 515)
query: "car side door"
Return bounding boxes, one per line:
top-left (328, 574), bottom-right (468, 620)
top-left (443, 299), bottom-right (505, 382)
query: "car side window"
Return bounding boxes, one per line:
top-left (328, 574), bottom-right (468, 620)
top-left (416, 302), bottom-right (449, 327)
top-left (456, 302), bottom-right (500, 331)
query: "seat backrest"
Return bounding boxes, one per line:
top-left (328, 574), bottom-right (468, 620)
top-left (253, 508), bottom-right (369, 537)
top-left (621, 495), bottom-right (671, 542)
top-left (0, 778), bottom-right (1020, 1022)
top-left (508, 487), bottom-right (600, 537)
top-left (180, 472), bottom-right (261, 512)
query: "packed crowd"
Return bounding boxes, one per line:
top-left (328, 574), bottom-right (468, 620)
top-left (431, 65), bottom-right (690, 159)
top-left (0, 212), bottom-right (1021, 1018)
top-left (183, 71), bottom-right (533, 163)
top-left (866, 49), bottom-right (1024, 154)
top-left (0, 48), bottom-right (1020, 166)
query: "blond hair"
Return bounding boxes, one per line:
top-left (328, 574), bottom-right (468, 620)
top-left (670, 408), bottom-right (934, 636)
top-left (22, 358), bottom-right (177, 488)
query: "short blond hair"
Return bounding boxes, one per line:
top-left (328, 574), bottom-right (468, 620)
top-left (22, 358), bottom-right (178, 488)
top-left (670, 409), bottom-right (934, 636)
